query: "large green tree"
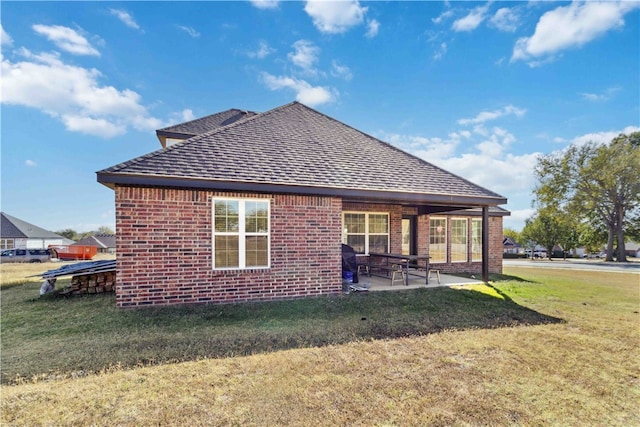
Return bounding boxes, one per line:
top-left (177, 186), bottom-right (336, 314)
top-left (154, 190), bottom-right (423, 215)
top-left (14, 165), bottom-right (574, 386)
top-left (533, 132), bottom-right (640, 262)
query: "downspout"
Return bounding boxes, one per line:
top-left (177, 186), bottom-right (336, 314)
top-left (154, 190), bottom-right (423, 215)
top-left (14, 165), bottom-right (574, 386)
top-left (482, 206), bottom-right (489, 283)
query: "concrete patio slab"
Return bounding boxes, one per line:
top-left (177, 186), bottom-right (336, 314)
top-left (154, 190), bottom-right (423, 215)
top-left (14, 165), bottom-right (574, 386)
top-left (350, 270), bottom-right (484, 292)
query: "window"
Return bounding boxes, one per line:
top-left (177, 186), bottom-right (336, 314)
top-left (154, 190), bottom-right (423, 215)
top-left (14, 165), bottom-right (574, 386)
top-left (429, 218), bottom-right (447, 263)
top-left (451, 218), bottom-right (468, 262)
top-left (342, 212), bottom-right (389, 254)
top-left (0, 239), bottom-right (14, 250)
top-left (472, 219), bottom-right (482, 262)
top-left (213, 198), bottom-right (270, 269)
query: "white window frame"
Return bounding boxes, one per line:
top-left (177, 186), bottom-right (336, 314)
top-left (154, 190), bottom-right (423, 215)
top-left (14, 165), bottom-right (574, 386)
top-left (429, 217), bottom-right (447, 264)
top-left (212, 198), bottom-right (271, 270)
top-left (342, 212), bottom-right (389, 254)
top-left (451, 217), bottom-right (468, 263)
top-left (471, 218), bottom-right (482, 262)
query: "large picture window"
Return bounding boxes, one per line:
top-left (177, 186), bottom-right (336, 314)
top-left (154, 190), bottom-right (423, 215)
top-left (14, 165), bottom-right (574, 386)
top-left (213, 199), bottom-right (270, 269)
top-left (471, 219), bottom-right (482, 262)
top-left (429, 218), bottom-right (447, 263)
top-left (342, 212), bottom-right (389, 254)
top-left (451, 218), bottom-right (468, 263)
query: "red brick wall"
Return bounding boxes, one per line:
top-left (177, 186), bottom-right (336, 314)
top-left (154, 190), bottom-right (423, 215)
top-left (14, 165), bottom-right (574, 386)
top-left (115, 186), bottom-right (342, 307)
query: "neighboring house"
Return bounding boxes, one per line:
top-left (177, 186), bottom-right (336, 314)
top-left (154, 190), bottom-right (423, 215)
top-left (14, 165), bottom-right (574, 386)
top-left (74, 234), bottom-right (116, 254)
top-left (0, 212), bottom-right (68, 249)
top-left (98, 102), bottom-right (509, 308)
top-left (502, 237), bottom-right (522, 254)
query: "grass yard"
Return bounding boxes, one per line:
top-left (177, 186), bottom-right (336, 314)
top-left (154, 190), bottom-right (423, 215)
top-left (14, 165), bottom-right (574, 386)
top-left (1, 263), bottom-right (639, 426)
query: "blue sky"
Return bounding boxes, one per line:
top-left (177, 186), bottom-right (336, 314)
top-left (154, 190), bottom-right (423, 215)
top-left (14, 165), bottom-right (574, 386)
top-left (1, 1), bottom-right (638, 233)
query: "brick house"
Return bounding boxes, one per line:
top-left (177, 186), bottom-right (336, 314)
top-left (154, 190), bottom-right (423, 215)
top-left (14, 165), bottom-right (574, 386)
top-left (97, 102), bottom-right (508, 307)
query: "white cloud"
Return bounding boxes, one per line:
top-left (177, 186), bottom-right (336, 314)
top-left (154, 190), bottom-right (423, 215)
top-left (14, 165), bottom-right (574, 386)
top-left (331, 60), bottom-right (352, 81)
top-left (432, 9), bottom-right (454, 25)
top-left (1, 24), bottom-right (13, 46)
top-left (365, 19), bottom-right (380, 38)
top-left (578, 86), bottom-right (621, 102)
top-left (380, 126), bottom-right (540, 198)
top-left (32, 24), bottom-right (100, 56)
top-left (176, 25), bottom-right (200, 38)
top-left (570, 125), bottom-right (640, 147)
top-left (25, 159), bottom-right (37, 167)
top-left (489, 7), bottom-right (520, 32)
top-left (288, 40), bottom-right (320, 74)
top-left (260, 72), bottom-right (335, 106)
top-left (1, 48), bottom-right (164, 138)
top-left (250, 0), bottom-right (280, 10)
top-left (304, 0), bottom-right (367, 34)
top-left (247, 40), bottom-right (276, 59)
top-left (61, 114), bottom-right (126, 138)
top-left (169, 109), bottom-right (196, 124)
top-left (512, 1), bottom-right (639, 65)
top-left (458, 105), bottom-right (526, 126)
top-left (452, 3), bottom-right (491, 32)
top-left (379, 132), bottom-right (460, 161)
top-left (109, 9), bottom-right (141, 30)
top-left (433, 42), bottom-right (447, 61)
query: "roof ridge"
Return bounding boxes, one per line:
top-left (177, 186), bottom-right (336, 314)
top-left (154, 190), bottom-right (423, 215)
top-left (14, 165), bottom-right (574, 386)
top-left (156, 108), bottom-right (254, 134)
top-left (98, 104), bottom-right (289, 174)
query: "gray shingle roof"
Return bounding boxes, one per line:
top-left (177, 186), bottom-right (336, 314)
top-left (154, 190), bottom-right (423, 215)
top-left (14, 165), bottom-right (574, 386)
top-left (99, 102), bottom-right (506, 206)
top-left (74, 234), bottom-right (116, 249)
top-left (156, 109), bottom-right (257, 138)
top-left (1, 212), bottom-right (64, 239)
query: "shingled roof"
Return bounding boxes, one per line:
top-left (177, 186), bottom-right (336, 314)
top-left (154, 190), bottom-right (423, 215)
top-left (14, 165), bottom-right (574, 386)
top-left (1, 212), bottom-right (64, 239)
top-left (98, 102), bottom-right (507, 209)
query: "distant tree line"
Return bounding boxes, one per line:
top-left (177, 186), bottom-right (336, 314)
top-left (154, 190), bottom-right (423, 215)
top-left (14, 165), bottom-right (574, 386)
top-left (55, 226), bottom-right (115, 242)
top-left (512, 132), bottom-right (640, 262)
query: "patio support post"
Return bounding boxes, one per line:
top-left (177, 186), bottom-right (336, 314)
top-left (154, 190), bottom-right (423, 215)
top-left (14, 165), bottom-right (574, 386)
top-left (482, 206), bottom-right (489, 283)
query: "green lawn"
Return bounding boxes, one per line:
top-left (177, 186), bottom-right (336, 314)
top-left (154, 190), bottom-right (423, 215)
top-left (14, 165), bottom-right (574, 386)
top-left (1, 264), bottom-right (638, 426)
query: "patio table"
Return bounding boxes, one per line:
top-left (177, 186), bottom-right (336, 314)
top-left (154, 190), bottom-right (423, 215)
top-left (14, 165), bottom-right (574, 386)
top-left (368, 253), bottom-right (431, 286)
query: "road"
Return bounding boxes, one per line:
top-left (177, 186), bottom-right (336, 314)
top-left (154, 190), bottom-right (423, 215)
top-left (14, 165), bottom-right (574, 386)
top-left (504, 258), bottom-right (640, 274)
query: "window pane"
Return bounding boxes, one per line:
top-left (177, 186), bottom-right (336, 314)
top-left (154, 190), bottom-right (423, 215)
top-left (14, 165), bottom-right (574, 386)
top-left (430, 218), bottom-right (447, 263)
top-left (346, 235), bottom-right (365, 254)
top-left (214, 201), bottom-right (239, 232)
top-left (215, 236), bottom-right (239, 268)
top-left (451, 219), bottom-right (467, 262)
top-left (471, 220), bottom-right (482, 262)
top-left (344, 213), bottom-right (365, 234)
top-left (245, 236), bottom-right (268, 267)
top-left (369, 235), bottom-right (388, 253)
top-left (245, 201), bottom-right (269, 233)
top-left (368, 214), bottom-right (388, 234)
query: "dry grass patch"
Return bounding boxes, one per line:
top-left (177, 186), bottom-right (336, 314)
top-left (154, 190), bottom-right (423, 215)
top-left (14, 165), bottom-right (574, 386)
top-left (2, 267), bottom-right (638, 425)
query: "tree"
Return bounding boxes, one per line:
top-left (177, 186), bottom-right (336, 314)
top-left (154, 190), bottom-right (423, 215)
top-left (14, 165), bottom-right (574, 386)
top-left (96, 226), bottom-right (115, 235)
top-left (56, 228), bottom-right (78, 240)
top-left (521, 209), bottom-right (574, 260)
top-left (533, 132), bottom-right (640, 262)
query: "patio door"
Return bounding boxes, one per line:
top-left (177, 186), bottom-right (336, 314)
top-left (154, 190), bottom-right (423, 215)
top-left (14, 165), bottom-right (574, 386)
top-left (402, 216), bottom-right (417, 256)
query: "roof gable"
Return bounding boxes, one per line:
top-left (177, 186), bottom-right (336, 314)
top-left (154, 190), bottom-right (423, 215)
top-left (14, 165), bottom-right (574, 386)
top-left (99, 102), bottom-right (507, 207)
top-left (74, 233), bottom-right (116, 248)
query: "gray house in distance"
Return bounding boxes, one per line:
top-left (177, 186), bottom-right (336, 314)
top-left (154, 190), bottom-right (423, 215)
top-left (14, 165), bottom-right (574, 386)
top-left (0, 212), bottom-right (68, 250)
top-left (98, 102), bottom-right (508, 308)
top-left (74, 234), bottom-right (116, 254)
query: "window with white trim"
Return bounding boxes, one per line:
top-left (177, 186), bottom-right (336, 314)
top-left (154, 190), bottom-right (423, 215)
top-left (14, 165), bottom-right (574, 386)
top-left (471, 219), bottom-right (482, 262)
top-left (451, 218), bottom-right (468, 262)
top-left (213, 198), bottom-right (270, 269)
top-left (342, 212), bottom-right (389, 254)
top-left (429, 217), bottom-right (447, 263)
